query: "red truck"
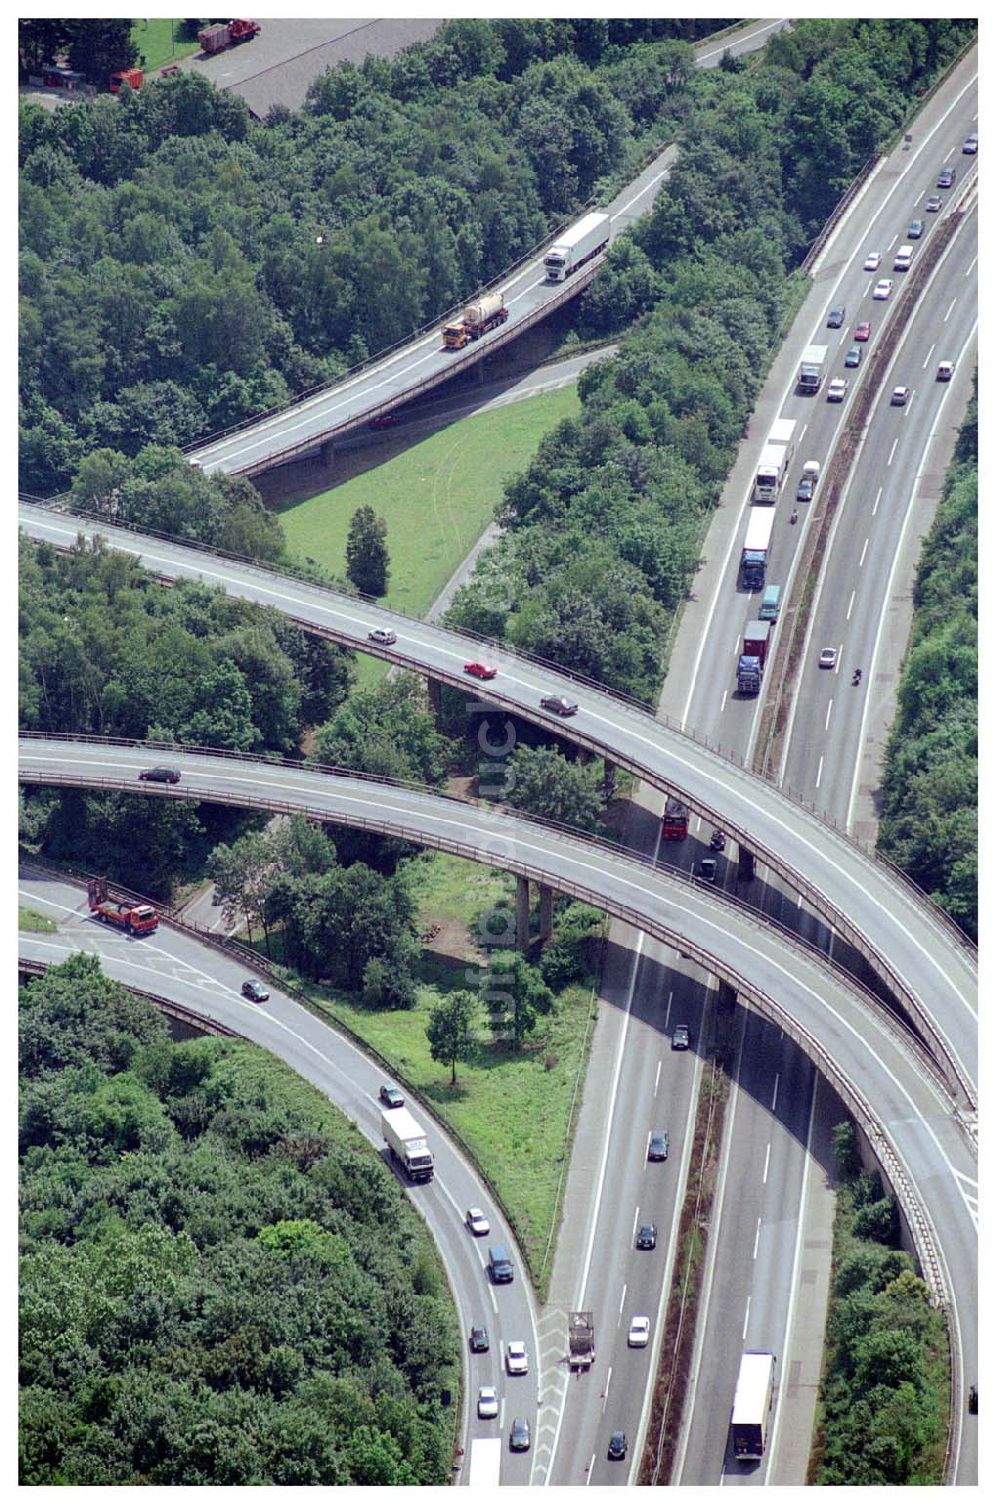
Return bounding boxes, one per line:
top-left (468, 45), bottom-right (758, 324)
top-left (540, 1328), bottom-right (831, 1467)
top-left (661, 797), bottom-right (689, 841)
top-left (87, 878), bottom-right (159, 936)
top-left (109, 67), bottom-right (144, 93)
top-left (737, 620), bottom-right (772, 697)
top-left (198, 20), bottom-right (261, 54)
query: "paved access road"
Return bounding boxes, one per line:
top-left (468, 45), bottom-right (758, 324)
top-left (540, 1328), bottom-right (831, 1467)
top-left (19, 498), bottom-right (977, 1111)
top-left (17, 864), bottom-right (541, 1487)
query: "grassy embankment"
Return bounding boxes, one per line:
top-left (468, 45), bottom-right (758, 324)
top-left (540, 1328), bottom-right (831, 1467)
top-left (280, 387), bottom-right (581, 682)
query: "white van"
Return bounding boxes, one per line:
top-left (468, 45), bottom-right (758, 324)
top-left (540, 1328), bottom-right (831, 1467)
top-left (893, 245), bottom-right (913, 271)
top-left (802, 459), bottom-right (821, 481)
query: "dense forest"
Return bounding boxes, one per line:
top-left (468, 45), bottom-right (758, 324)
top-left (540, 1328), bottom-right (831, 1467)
top-left (444, 18), bottom-right (977, 701)
top-left (810, 1123), bottom-right (949, 1484)
top-left (19, 955), bottom-right (459, 1485)
top-left (878, 394), bottom-right (978, 938)
top-left (19, 18), bottom-right (724, 494)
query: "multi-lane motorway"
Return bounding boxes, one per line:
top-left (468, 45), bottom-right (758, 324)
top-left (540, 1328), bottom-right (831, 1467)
top-left (18, 23), bottom-right (978, 1489)
top-left (17, 736), bottom-right (978, 1465)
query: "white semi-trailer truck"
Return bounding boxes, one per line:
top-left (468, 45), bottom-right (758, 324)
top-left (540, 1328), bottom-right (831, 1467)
top-left (544, 211), bottom-right (611, 282)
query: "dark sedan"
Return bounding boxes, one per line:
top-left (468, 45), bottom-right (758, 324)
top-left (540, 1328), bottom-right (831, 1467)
top-left (636, 1222), bottom-right (658, 1250)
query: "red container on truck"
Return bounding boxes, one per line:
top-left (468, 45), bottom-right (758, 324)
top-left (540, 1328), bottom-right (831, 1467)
top-left (109, 67), bottom-right (144, 93)
top-left (87, 878), bottom-right (159, 936)
top-left (661, 797), bottom-right (689, 840)
top-left (737, 619), bottom-right (772, 696)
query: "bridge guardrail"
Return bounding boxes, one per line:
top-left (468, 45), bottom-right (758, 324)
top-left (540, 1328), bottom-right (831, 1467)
top-left (19, 499), bottom-right (979, 964)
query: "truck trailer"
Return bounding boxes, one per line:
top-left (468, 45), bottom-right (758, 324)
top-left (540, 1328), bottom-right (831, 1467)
top-left (753, 418), bottom-right (795, 502)
top-left (87, 877), bottom-right (159, 935)
top-left (442, 291), bottom-right (509, 350)
top-left (798, 344), bottom-right (828, 394)
top-left (730, 1351), bottom-right (775, 1460)
top-left (381, 1107), bottom-right (434, 1182)
top-left (544, 212), bottom-right (611, 282)
top-left (736, 619), bottom-right (772, 696)
top-left (569, 1311), bottom-right (595, 1369)
top-left (739, 508), bottom-right (775, 592)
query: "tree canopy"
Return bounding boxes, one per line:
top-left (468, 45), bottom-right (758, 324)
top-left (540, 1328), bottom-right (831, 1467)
top-left (19, 955), bottom-right (459, 1485)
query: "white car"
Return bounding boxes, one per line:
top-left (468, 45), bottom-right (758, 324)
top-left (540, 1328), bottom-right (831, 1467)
top-left (477, 1385), bottom-right (499, 1419)
top-left (628, 1316), bottom-right (651, 1348)
top-left (863, 251), bottom-right (881, 271)
top-left (465, 1207), bottom-right (490, 1238)
top-left (506, 1341), bottom-right (528, 1376)
top-left (936, 360), bottom-right (955, 381)
top-left (890, 385), bottom-right (910, 407)
top-left (367, 627), bottom-right (397, 646)
top-left (827, 378), bottom-right (848, 403)
top-left (872, 278), bottom-right (894, 300)
top-left (818, 647), bottom-right (838, 670)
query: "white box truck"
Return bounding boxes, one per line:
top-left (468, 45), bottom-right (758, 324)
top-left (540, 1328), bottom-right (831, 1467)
top-left (739, 507), bottom-right (776, 591)
top-left (381, 1106), bottom-right (434, 1182)
top-left (798, 343), bottom-right (828, 394)
top-left (544, 211), bottom-right (611, 282)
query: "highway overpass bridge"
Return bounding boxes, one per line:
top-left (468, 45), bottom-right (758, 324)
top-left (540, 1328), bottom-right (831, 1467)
top-left (20, 499), bottom-right (978, 1112)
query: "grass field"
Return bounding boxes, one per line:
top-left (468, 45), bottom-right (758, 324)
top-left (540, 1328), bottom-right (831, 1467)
top-left (131, 20), bottom-right (199, 72)
top-left (19, 908), bottom-right (56, 933)
top-left (328, 975), bottom-right (596, 1295)
top-left (279, 387), bottom-right (582, 622)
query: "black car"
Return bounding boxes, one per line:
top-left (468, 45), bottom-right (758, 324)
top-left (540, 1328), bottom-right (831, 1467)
top-left (379, 1083), bottom-right (404, 1108)
top-left (540, 694), bottom-right (579, 717)
top-left (138, 766), bottom-right (180, 784)
top-left (636, 1222), bottom-right (658, 1251)
top-left (469, 1326), bottom-right (489, 1353)
top-left (672, 1023), bottom-right (691, 1051)
top-left (608, 1431), bottom-right (628, 1461)
top-left (647, 1130), bottom-right (669, 1162)
top-left (509, 1418), bottom-right (531, 1452)
top-left (241, 979), bottom-right (270, 1003)
top-left (826, 306), bottom-right (845, 328)
top-left (699, 857), bottom-right (717, 882)
top-left (796, 476), bottom-right (815, 502)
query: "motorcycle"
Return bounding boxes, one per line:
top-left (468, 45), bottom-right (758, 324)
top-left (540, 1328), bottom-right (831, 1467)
top-left (852, 667), bottom-right (863, 686)
top-left (710, 829), bottom-right (726, 852)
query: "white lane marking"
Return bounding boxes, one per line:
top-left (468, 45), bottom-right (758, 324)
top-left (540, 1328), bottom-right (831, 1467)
top-left (844, 312), bottom-right (979, 837)
top-left (719, 690), bottom-right (728, 714)
top-left (887, 438), bottom-right (898, 467)
top-left (859, 537), bottom-right (869, 567)
top-left (922, 345), bottom-right (935, 370)
top-left (965, 255), bottom-right (977, 277)
top-left (619, 1284), bottom-right (627, 1317)
top-left (742, 1296), bottom-right (752, 1340)
top-left (585, 1455), bottom-right (595, 1485)
top-left (753, 1216), bottom-right (762, 1260)
top-left (872, 486), bottom-right (882, 517)
top-left (762, 1144), bottom-right (772, 1185)
top-left (613, 169), bottom-right (669, 220)
top-left (632, 1207), bottom-right (640, 1240)
top-left (654, 1060), bottom-right (662, 1096)
top-left (815, 757), bottom-right (824, 789)
top-left (696, 18), bottom-right (785, 61)
top-left (824, 699), bottom-right (833, 732)
top-left (771, 1074), bottom-right (780, 1112)
top-left (603, 1368), bottom-right (613, 1411)
top-left (944, 297), bottom-right (957, 322)
top-left (846, 590), bottom-right (856, 621)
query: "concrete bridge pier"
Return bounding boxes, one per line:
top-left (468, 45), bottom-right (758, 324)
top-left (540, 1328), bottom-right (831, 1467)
top-left (718, 981), bottom-right (738, 1013)
top-left (737, 845), bottom-right (756, 885)
top-left (426, 678), bottom-right (443, 721)
top-left (516, 875), bottom-right (531, 952)
top-left (539, 884), bottom-right (554, 942)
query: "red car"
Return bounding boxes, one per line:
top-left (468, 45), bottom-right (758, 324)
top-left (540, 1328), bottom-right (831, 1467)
top-left (854, 321), bottom-right (872, 341)
top-left (368, 413), bottom-right (398, 430)
top-left (464, 660), bottom-right (497, 680)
